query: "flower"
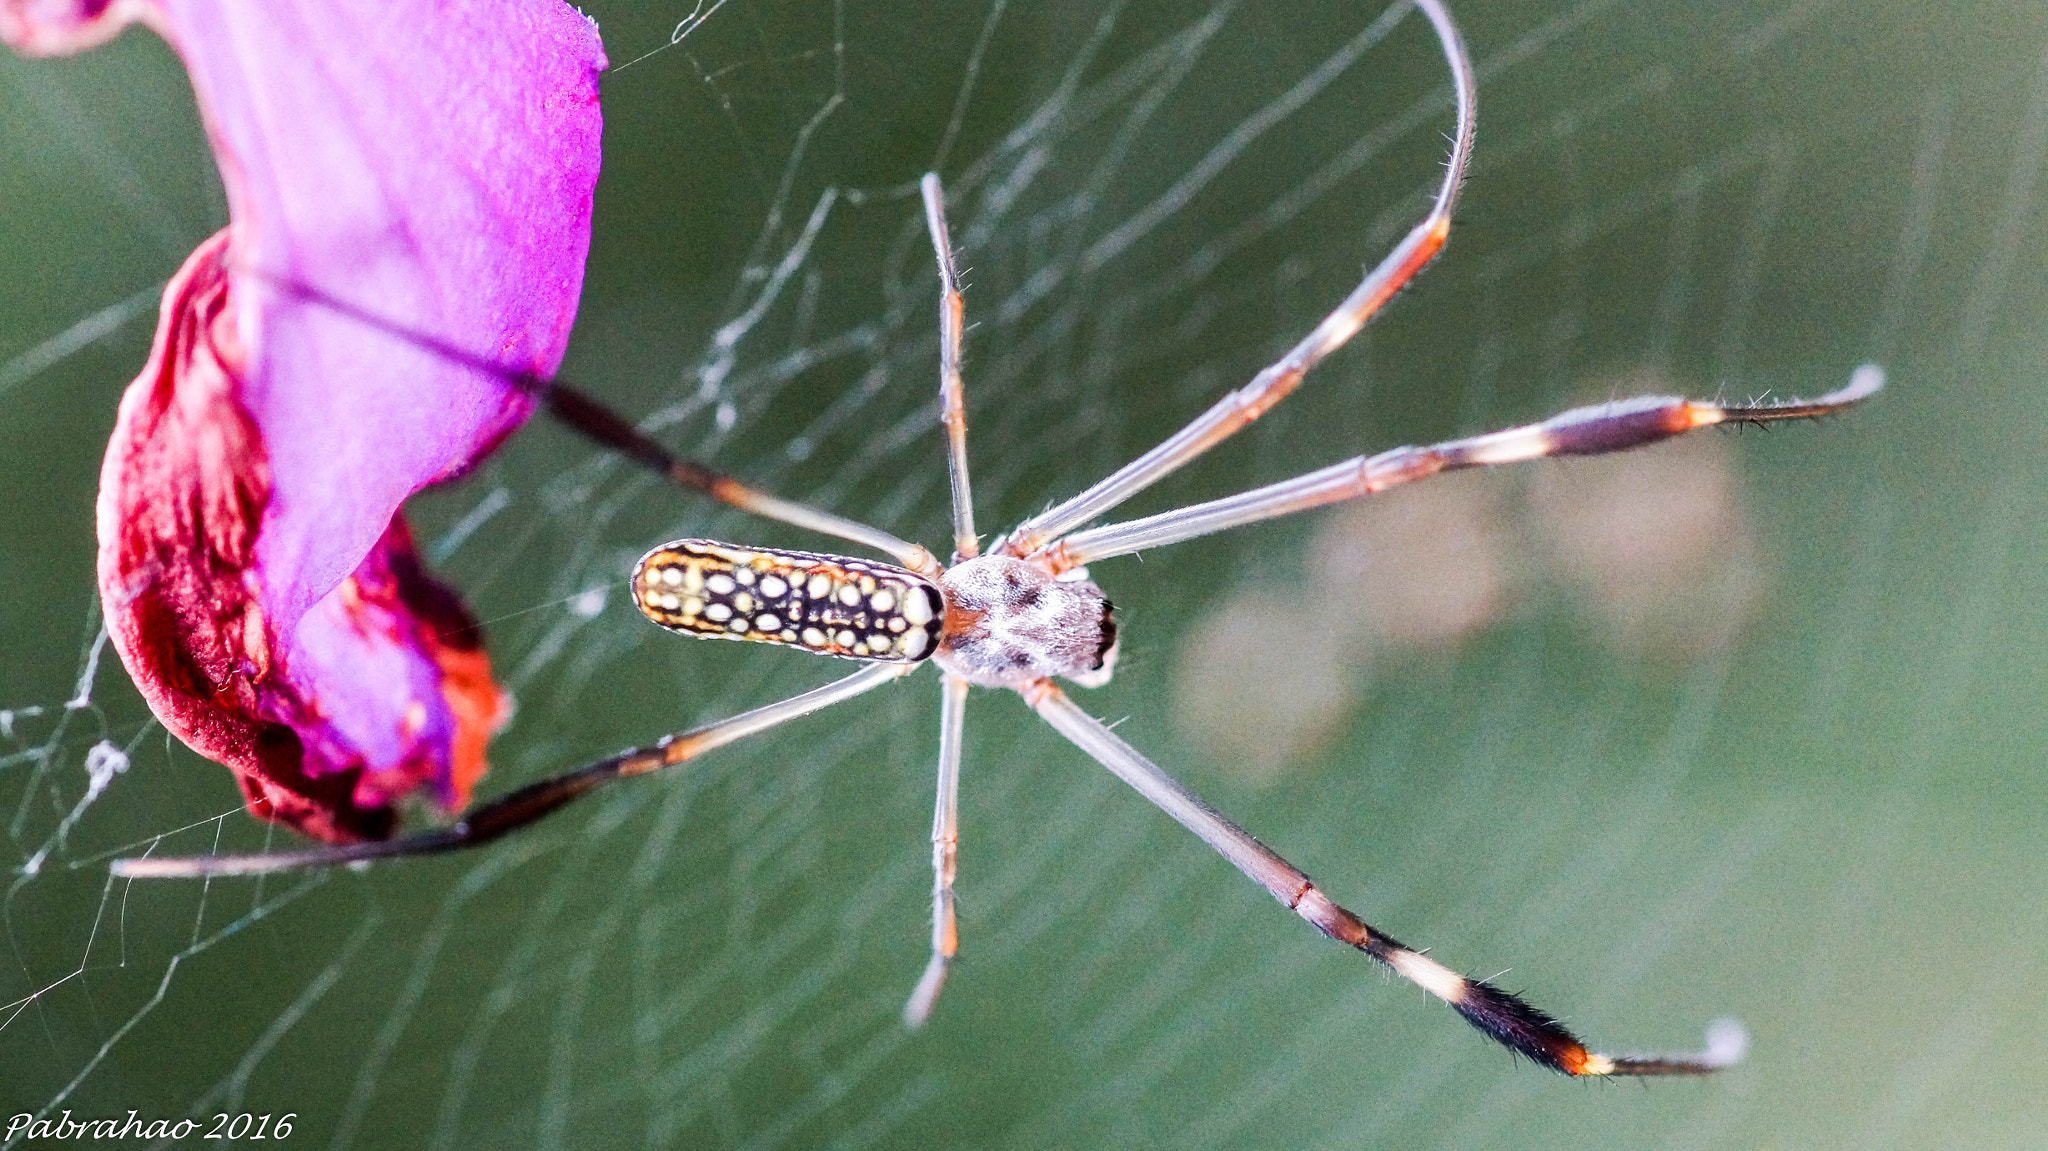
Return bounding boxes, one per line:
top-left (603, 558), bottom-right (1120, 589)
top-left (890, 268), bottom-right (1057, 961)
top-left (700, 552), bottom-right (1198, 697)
top-left (6, 0), bottom-right (606, 842)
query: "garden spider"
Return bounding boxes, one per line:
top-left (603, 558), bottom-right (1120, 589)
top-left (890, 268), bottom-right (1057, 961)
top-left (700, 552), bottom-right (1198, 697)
top-left (114, 0), bottom-right (1881, 1076)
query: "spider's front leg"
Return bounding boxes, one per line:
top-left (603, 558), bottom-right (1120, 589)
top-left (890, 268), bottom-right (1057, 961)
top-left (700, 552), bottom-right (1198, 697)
top-left (995, 0), bottom-right (1477, 556)
top-left (1022, 678), bottom-right (1747, 1075)
top-left (1044, 364), bottom-right (1885, 570)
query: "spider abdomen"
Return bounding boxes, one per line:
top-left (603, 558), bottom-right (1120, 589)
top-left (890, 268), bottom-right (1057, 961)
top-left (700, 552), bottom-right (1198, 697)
top-left (934, 555), bottom-right (1118, 689)
top-left (633, 540), bottom-right (941, 662)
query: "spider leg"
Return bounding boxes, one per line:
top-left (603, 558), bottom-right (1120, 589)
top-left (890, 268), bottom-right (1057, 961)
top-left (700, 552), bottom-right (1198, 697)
top-left (1022, 677), bottom-right (1744, 1076)
top-left (252, 271), bottom-right (940, 576)
top-left (995, 0), bottom-right (1476, 556)
top-left (905, 672), bottom-right (971, 1027)
top-left (111, 662), bottom-right (914, 878)
top-left (1044, 364), bottom-right (1884, 568)
top-left (545, 385), bottom-right (940, 576)
top-left (922, 174), bottom-right (981, 561)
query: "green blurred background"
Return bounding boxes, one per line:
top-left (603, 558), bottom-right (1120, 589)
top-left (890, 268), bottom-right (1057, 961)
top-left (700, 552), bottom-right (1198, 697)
top-left (5, 0), bottom-right (2047, 1146)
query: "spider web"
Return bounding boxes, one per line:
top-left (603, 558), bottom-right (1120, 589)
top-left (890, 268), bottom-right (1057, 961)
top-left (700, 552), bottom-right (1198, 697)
top-left (6, 0), bottom-right (2048, 1146)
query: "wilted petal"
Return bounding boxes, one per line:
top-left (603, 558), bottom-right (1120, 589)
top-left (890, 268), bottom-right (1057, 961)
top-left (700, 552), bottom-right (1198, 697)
top-left (64, 0), bottom-right (606, 842)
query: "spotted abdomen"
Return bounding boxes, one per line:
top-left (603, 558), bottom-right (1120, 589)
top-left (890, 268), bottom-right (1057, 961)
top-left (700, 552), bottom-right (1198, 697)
top-left (632, 540), bottom-right (941, 663)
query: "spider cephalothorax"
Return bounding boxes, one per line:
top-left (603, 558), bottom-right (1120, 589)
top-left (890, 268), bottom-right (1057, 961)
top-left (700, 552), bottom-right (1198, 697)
top-left (933, 554), bottom-right (1117, 690)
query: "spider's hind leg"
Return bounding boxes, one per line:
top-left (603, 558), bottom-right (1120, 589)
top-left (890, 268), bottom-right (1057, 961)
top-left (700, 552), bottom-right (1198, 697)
top-left (1023, 677), bottom-right (1745, 1075)
top-left (254, 271), bottom-right (940, 574)
top-left (113, 662), bottom-right (915, 878)
top-left (904, 673), bottom-right (971, 1027)
top-left (544, 384), bottom-right (940, 576)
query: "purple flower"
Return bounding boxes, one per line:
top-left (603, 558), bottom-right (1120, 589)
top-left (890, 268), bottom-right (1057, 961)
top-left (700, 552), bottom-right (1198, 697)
top-left (7, 0), bottom-right (606, 842)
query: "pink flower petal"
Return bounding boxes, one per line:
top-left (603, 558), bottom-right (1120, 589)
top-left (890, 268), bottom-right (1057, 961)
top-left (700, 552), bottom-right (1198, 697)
top-left (29, 0), bottom-right (608, 842)
top-left (0, 0), bottom-right (152, 56)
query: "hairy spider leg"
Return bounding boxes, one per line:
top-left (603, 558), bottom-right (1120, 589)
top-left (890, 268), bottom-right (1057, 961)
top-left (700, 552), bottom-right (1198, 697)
top-left (112, 662), bottom-right (913, 878)
top-left (904, 673), bottom-right (971, 1027)
top-left (900, 173), bottom-right (986, 1026)
top-left (922, 173), bottom-right (980, 562)
top-left (1046, 365), bottom-right (1885, 569)
top-left (545, 384), bottom-right (940, 576)
top-left (995, 0), bottom-right (1477, 557)
top-left (1023, 679), bottom-right (1745, 1076)
top-left (251, 273), bottom-right (939, 577)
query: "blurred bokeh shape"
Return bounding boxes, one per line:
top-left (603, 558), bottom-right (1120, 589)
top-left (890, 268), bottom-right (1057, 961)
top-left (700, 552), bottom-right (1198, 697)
top-left (1177, 372), bottom-right (1767, 781)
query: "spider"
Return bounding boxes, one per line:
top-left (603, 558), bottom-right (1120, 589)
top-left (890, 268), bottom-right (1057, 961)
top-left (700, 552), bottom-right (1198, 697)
top-left (114, 0), bottom-right (1881, 1077)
